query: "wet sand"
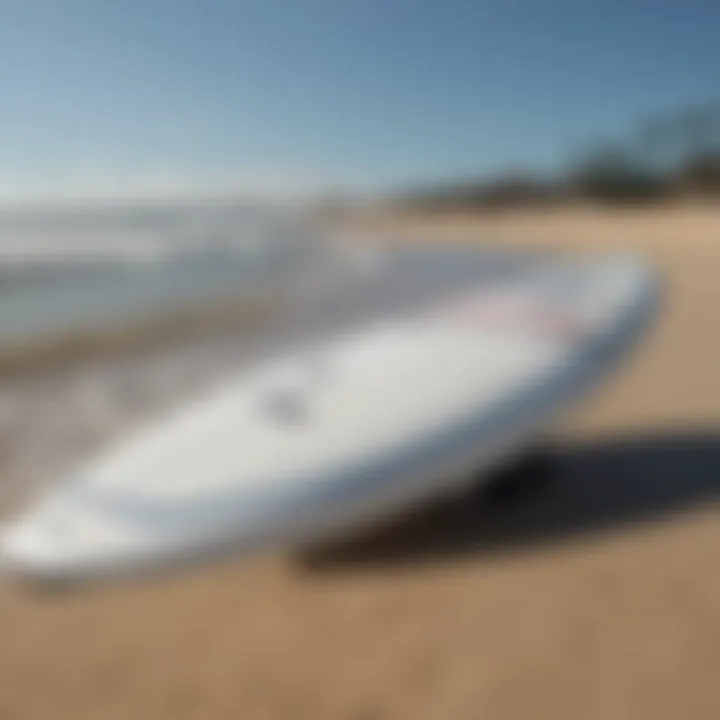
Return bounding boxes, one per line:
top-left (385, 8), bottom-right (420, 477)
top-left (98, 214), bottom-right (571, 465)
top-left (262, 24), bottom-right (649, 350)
top-left (1, 205), bottom-right (719, 719)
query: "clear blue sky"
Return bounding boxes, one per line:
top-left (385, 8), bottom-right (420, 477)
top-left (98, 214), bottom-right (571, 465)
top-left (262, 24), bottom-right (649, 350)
top-left (1, 0), bottom-right (719, 201)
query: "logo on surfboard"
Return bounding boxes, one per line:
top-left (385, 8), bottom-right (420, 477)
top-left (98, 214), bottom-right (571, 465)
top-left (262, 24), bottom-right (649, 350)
top-left (437, 287), bottom-right (591, 341)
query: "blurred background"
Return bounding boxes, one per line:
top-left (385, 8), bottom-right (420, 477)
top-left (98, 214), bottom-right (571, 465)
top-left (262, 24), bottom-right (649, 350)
top-left (0, 2), bottom-right (719, 719)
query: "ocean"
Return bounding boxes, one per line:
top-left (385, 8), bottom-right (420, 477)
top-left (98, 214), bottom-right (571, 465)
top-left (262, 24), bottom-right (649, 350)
top-left (0, 204), bottom-right (328, 345)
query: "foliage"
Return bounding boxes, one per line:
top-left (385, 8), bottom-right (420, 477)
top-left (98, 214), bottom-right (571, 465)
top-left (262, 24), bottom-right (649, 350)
top-left (395, 104), bottom-right (720, 209)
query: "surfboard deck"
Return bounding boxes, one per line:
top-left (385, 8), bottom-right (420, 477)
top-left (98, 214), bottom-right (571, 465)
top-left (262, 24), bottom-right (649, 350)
top-left (0, 251), bottom-right (661, 584)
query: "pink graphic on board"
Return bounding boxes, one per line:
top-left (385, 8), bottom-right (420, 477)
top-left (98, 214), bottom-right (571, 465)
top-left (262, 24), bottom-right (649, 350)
top-left (437, 287), bottom-right (591, 341)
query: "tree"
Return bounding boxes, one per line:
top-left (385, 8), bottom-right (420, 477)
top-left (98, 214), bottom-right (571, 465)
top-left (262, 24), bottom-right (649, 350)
top-left (568, 144), bottom-right (669, 203)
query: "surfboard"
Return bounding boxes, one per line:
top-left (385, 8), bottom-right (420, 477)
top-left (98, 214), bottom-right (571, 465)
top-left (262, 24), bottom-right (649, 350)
top-left (0, 252), bottom-right (661, 583)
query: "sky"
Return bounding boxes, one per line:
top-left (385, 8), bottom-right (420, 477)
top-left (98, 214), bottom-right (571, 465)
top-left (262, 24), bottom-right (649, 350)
top-left (1, 0), bottom-right (719, 203)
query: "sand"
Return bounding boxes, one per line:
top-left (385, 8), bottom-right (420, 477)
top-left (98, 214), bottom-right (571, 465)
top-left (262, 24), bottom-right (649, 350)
top-left (0, 205), bottom-right (719, 719)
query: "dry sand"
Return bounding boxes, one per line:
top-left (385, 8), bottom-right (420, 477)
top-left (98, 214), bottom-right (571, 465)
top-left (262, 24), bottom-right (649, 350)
top-left (1, 205), bottom-right (719, 719)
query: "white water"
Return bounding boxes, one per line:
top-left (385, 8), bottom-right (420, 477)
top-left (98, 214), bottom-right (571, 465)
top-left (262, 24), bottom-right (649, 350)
top-left (0, 204), bottom-right (328, 342)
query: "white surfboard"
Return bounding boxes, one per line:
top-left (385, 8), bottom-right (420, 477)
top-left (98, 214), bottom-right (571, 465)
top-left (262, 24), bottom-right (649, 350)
top-left (0, 252), bottom-right (660, 583)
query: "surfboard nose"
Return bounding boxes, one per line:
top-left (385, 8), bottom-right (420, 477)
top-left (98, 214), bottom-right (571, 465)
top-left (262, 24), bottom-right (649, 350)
top-left (571, 252), bottom-right (662, 335)
top-left (608, 254), bottom-right (662, 325)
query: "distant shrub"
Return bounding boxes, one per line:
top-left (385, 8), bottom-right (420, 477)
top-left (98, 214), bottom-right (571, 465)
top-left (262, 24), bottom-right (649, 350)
top-left (391, 103), bottom-right (720, 212)
top-left (395, 174), bottom-right (559, 212)
top-left (675, 153), bottom-right (720, 195)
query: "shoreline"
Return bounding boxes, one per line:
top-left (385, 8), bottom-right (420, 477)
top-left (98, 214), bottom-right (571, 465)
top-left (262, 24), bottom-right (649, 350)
top-left (0, 290), bottom-right (281, 381)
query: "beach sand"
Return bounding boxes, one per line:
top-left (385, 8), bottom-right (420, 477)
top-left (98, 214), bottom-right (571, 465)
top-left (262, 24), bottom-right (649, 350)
top-left (0, 205), bottom-right (719, 719)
